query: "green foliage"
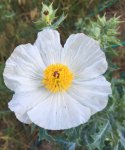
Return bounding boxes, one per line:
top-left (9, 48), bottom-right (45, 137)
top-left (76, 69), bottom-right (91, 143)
top-left (87, 15), bottom-right (121, 46)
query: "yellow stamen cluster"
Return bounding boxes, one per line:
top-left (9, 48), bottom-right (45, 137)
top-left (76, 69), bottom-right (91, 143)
top-left (43, 64), bottom-right (73, 93)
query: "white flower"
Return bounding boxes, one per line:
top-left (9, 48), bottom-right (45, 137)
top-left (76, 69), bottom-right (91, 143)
top-left (3, 29), bottom-right (111, 130)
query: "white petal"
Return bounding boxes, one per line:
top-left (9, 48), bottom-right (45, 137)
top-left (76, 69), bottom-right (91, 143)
top-left (34, 29), bottom-right (62, 66)
top-left (61, 33), bottom-right (107, 80)
top-left (69, 76), bottom-right (111, 114)
top-left (28, 93), bottom-right (91, 130)
top-left (3, 44), bottom-right (45, 92)
top-left (8, 88), bottom-right (49, 124)
top-left (15, 113), bottom-right (31, 124)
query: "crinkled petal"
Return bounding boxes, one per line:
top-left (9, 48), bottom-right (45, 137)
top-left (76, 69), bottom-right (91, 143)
top-left (61, 33), bottom-right (107, 80)
top-left (8, 88), bottom-right (50, 124)
top-left (15, 113), bottom-right (31, 124)
top-left (3, 44), bottom-right (45, 92)
top-left (28, 92), bottom-right (91, 130)
top-left (69, 76), bottom-right (111, 114)
top-left (34, 29), bottom-right (62, 66)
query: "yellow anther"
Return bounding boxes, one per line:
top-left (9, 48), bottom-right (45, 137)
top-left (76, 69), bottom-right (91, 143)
top-left (42, 64), bottom-right (73, 93)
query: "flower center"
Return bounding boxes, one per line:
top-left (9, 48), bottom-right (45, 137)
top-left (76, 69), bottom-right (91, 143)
top-left (43, 64), bottom-right (73, 93)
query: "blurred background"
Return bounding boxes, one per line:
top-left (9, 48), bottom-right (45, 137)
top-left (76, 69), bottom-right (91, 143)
top-left (0, 0), bottom-right (125, 149)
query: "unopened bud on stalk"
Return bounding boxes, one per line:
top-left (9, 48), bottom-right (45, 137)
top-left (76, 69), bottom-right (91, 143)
top-left (41, 3), bottom-right (56, 25)
top-left (34, 3), bottom-right (66, 30)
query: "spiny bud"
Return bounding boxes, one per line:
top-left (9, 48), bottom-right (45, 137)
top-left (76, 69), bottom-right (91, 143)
top-left (34, 3), bottom-right (66, 30)
top-left (41, 3), bottom-right (56, 25)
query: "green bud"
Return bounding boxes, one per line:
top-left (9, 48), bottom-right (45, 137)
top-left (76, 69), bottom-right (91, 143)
top-left (41, 3), bottom-right (57, 25)
top-left (34, 3), bottom-right (66, 30)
